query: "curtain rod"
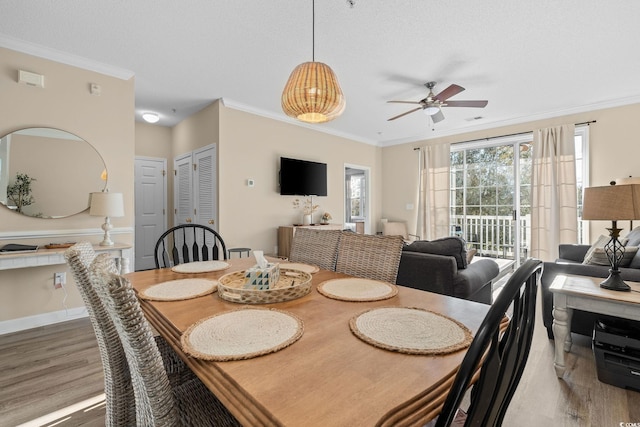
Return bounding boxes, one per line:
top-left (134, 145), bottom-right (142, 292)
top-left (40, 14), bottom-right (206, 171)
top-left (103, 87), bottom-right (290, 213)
top-left (413, 120), bottom-right (596, 150)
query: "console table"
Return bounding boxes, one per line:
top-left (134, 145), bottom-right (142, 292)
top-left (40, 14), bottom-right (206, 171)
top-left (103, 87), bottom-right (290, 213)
top-left (0, 243), bottom-right (132, 273)
top-left (550, 274), bottom-right (640, 378)
top-left (277, 224), bottom-right (343, 258)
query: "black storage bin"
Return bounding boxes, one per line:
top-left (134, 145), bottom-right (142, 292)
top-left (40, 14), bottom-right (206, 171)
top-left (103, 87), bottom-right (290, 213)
top-left (592, 319), bottom-right (640, 391)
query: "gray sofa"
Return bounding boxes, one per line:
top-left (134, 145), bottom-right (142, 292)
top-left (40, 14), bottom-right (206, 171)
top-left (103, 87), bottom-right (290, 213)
top-left (541, 227), bottom-right (640, 338)
top-left (395, 237), bottom-right (500, 304)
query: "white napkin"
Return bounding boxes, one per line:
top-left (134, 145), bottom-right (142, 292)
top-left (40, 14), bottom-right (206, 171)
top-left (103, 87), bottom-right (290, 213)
top-left (253, 250), bottom-right (267, 268)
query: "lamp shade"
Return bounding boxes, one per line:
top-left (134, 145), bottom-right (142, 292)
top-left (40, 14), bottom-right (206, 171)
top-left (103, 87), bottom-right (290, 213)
top-left (582, 184), bottom-right (640, 220)
top-left (281, 61), bottom-right (345, 123)
top-left (89, 192), bottom-right (124, 217)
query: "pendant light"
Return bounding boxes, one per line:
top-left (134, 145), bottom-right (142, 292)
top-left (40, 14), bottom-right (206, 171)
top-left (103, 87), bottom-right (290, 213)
top-left (281, 0), bottom-right (345, 123)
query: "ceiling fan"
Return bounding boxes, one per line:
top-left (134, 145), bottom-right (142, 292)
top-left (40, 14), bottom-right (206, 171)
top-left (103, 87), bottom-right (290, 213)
top-left (387, 81), bottom-right (488, 123)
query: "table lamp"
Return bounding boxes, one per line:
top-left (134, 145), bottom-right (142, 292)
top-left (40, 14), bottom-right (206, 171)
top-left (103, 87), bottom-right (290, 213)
top-left (90, 191), bottom-right (124, 246)
top-left (582, 184), bottom-right (640, 291)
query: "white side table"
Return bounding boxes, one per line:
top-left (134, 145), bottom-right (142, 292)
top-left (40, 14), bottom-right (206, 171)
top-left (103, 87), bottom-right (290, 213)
top-left (550, 274), bottom-right (640, 377)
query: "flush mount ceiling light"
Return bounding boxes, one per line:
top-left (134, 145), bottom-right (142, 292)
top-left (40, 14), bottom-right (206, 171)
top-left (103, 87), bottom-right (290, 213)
top-left (281, 0), bottom-right (345, 124)
top-left (142, 112), bottom-right (160, 123)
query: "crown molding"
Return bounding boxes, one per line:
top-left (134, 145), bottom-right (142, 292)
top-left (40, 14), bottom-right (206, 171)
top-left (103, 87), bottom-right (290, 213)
top-left (0, 34), bottom-right (134, 80)
top-left (221, 98), bottom-right (380, 147)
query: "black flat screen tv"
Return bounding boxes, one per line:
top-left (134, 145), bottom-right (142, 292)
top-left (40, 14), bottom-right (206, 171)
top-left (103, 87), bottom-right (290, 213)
top-left (279, 157), bottom-right (327, 196)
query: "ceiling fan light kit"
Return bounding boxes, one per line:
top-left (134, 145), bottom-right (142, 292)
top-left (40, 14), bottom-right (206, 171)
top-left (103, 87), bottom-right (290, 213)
top-left (281, 0), bottom-right (345, 124)
top-left (387, 81), bottom-right (487, 124)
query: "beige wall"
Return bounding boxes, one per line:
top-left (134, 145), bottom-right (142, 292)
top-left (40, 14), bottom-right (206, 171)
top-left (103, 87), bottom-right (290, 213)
top-left (217, 105), bottom-right (380, 254)
top-left (381, 103), bottom-right (640, 239)
top-left (0, 47), bottom-right (135, 323)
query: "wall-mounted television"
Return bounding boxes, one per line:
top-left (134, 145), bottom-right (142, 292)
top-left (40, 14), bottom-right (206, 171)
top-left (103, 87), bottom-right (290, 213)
top-left (279, 157), bottom-right (327, 196)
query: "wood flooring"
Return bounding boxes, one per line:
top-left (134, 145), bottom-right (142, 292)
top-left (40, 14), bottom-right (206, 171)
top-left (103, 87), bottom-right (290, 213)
top-left (1, 289), bottom-right (639, 426)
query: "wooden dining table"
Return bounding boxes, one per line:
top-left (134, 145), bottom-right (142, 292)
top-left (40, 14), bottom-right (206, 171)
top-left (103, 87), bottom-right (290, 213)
top-left (126, 258), bottom-right (490, 427)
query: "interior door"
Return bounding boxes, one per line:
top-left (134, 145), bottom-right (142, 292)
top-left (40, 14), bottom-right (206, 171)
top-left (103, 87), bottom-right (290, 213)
top-left (193, 145), bottom-right (217, 230)
top-left (134, 157), bottom-right (167, 271)
top-left (174, 153), bottom-right (193, 225)
top-left (344, 165), bottom-right (370, 234)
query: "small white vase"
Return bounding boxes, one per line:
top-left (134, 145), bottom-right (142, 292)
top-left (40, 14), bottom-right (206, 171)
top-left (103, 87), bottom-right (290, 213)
top-left (302, 214), bottom-right (312, 225)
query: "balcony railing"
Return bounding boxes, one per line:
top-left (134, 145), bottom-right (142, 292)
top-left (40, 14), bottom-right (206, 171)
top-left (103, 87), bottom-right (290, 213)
top-left (452, 214), bottom-right (531, 260)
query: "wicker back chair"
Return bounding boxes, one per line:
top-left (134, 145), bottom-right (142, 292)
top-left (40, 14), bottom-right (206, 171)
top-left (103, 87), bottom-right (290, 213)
top-left (89, 253), bottom-right (239, 426)
top-left (154, 224), bottom-right (227, 269)
top-left (335, 232), bottom-right (405, 283)
top-left (289, 228), bottom-right (342, 271)
top-left (64, 243), bottom-right (135, 426)
top-left (434, 259), bottom-right (543, 427)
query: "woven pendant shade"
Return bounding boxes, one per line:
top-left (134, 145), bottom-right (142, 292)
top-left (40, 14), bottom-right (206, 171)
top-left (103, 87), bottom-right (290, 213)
top-left (281, 61), bottom-right (345, 123)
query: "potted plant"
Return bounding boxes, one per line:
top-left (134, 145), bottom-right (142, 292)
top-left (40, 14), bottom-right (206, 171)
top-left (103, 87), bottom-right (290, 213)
top-left (320, 212), bottom-right (332, 224)
top-left (7, 173), bottom-right (36, 213)
top-left (293, 197), bottom-right (319, 225)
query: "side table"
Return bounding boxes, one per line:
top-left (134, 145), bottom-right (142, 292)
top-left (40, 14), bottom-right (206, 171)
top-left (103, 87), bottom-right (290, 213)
top-left (550, 274), bottom-right (640, 378)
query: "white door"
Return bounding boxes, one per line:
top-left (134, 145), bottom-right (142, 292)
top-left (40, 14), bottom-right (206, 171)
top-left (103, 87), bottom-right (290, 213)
top-left (134, 157), bottom-right (167, 271)
top-left (174, 153), bottom-right (193, 225)
top-left (193, 145), bottom-right (217, 229)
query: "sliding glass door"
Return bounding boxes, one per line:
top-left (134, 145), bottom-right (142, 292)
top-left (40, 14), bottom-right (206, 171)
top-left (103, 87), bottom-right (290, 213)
top-left (450, 138), bottom-right (532, 265)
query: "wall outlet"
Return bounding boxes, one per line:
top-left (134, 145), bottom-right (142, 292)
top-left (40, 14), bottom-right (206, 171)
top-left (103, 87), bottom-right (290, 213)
top-left (53, 272), bottom-right (66, 290)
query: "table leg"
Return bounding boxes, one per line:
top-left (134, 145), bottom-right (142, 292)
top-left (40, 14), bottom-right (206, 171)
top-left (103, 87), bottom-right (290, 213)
top-left (552, 294), bottom-right (572, 378)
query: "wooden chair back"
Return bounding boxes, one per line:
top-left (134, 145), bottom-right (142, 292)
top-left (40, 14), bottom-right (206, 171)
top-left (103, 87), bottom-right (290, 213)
top-left (154, 224), bottom-right (227, 268)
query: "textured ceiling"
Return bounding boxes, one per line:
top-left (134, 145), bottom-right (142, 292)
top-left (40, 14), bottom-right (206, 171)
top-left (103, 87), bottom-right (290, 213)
top-left (1, 0), bottom-right (639, 146)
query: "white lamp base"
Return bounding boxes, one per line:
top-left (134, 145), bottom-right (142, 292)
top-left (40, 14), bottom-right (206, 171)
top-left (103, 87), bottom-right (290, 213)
top-left (100, 217), bottom-right (115, 246)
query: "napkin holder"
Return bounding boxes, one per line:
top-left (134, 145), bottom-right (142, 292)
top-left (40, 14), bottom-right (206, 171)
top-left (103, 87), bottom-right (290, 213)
top-left (244, 263), bottom-right (280, 290)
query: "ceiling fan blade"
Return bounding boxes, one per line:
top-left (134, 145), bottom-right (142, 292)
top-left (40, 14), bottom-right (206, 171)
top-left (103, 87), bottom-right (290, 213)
top-left (443, 100), bottom-right (488, 108)
top-left (387, 100), bottom-right (422, 105)
top-left (434, 84), bottom-right (464, 102)
top-left (387, 107), bottom-right (422, 121)
top-left (431, 109), bottom-right (445, 123)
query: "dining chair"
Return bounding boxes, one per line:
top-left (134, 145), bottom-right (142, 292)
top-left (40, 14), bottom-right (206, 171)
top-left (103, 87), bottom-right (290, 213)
top-left (335, 232), bottom-right (405, 283)
top-left (89, 252), bottom-right (240, 426)
top-left (288, 228), bottom-right (342, 271)
top-left (154, 223), bottom-right (227, 269)
top-left (64, 243), bottom-right (187, 426)
top-left (434, 258), bottom-right (543, 427)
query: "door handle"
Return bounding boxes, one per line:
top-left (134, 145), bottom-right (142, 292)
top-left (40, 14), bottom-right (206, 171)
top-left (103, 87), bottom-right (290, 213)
top-left (208, 220), bottom-right (214, 225)
top-left (186, 218), bottom-right (192, 223)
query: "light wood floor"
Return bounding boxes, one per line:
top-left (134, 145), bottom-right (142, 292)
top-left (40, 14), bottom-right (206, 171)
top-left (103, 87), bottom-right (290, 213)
top-left (1, 290), bottom-right (639, 426)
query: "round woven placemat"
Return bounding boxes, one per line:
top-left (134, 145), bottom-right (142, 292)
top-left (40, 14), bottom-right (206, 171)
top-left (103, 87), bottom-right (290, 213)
top-left (181, 308), bottom-right (304, 361)
top-left (317, 278), bottom-right (398, 302)
top-left (350, 307), bottom-right (473, 355)
top-left (171, 260), bottom-right (230, 274)
top-left (139, 278), bottom-right (217, 301)
top-left (282, 262), bottom-right (320, 274)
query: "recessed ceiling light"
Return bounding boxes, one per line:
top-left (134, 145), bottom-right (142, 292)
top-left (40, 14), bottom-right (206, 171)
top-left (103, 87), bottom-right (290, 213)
top-left (142, 112), bottom-right (160, 123)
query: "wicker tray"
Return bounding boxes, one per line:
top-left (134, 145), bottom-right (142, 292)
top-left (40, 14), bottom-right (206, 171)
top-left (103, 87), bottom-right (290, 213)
top-left (218, 268), bottom-right (312, 304)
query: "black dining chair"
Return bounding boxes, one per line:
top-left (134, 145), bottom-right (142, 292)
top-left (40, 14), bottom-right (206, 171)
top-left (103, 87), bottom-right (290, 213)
top-left (154, 224), bottom-right (227, 269)
top-left (434, 258), bottom-right (543, 427)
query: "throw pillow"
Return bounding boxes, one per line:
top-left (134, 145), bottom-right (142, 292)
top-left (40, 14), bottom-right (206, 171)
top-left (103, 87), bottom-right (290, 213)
top-left (403, 237), bottom-right (468, 269)
top-left (584, 246), bottom-right (639, 267)
top-left (625, 226), bottom-right (640, 247)
top-left (629, 249), bottom-right (640, 269)
top-left (582, 235), bottom-right (611, 265)
top-left (466, 248), bottom-right (477, 264)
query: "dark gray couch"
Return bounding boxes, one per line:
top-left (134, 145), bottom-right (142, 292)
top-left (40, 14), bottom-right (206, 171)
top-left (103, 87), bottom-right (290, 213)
top-left (541, 228), bottom-right (640, 339)
top-left (395, 237), bottom-right (500, 304)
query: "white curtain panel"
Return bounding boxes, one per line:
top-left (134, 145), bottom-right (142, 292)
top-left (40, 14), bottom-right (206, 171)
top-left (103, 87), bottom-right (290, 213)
top-left (417, 143), bottom-right (451, 241)
top-left (531, 124), bottom-right (578, 261)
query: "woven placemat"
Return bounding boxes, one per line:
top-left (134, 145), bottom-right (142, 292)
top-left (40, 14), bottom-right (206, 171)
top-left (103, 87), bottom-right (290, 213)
top-left (181, 308), bottom-right (304, 361)
top-left (171, 260), bottom-right (230, 273)
top-left (282, 262), bottom-right (320, 274)
top-left (139, 278), bottom-right (218, 301)
top-left (317, 278), bottom-right (398, 302)
top-left (350, 307), bottom-right (473, 355)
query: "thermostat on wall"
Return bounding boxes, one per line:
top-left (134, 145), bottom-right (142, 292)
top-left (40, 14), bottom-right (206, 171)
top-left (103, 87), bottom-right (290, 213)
top-left (247, 179), bottom-right (255, 187)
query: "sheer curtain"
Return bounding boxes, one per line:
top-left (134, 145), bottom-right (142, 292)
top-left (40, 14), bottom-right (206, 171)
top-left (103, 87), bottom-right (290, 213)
top-left (416, 143), bottom-right (451, 241)
top-left (530, 124), bottom-right (578, 261)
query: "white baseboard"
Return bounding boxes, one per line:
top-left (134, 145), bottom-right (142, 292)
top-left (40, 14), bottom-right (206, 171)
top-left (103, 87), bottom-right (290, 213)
top-left (0, 307), bottom-right (89, 335)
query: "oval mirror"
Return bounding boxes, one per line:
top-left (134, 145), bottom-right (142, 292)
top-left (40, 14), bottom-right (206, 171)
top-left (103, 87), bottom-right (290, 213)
top-left (0, 127), bottom-right (107, 218)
